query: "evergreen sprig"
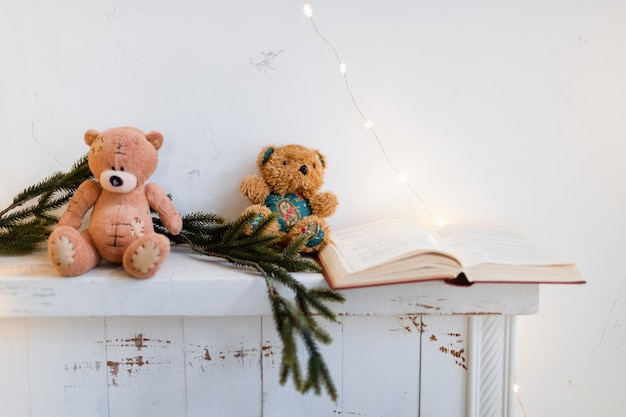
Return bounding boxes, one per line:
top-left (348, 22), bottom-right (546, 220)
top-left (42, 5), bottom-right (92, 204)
top-left (1, 155), bottom-right (345, 401)
top-left (154, 211), bottom-right (345, 401)
top-left (0, 155), bottom-right (92, 254)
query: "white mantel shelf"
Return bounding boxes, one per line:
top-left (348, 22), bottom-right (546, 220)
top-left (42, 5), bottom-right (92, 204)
top-left (0, 247), bottom-right (539, 417)
top-left (0, 247), bottom-right (538, 318)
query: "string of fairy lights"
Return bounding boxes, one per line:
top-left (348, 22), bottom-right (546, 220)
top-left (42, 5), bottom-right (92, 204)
top-left (302, 2), bottom-right (444, 226)
top-left (302, 3), bottom-right (527, 415)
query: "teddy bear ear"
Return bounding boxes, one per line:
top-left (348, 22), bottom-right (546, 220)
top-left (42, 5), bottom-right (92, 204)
top-left (317, 151), bottom-right (327, 168)
top-left (84, 129), bottom-right (100, 146)
top-left (145, 131), bottom-right (164, 150)
top-left (261, 146), bottom-right (275, 165)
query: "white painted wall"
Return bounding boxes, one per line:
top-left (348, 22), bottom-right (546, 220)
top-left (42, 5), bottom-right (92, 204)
top-left (1, 1), bottom-right (624, 416)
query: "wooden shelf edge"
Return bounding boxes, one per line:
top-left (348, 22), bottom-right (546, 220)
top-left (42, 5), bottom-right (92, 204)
top-left (0, 248), bottom-right (539, 318)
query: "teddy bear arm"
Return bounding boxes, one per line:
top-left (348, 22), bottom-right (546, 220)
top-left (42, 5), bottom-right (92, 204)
top-left (308, 191), bottom-right (339, 218)
top-left (145, 183), bottom-right (183, 235)
top-left (240, 175), bottom-right (271, 204)
top-left (58, 180), bottom-right (102, 229)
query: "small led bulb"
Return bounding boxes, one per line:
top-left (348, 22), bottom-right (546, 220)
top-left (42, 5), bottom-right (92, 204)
top-left (304, 4), bottom-right (313, 17)
top-left (339, 62), bottom-right (347, 74)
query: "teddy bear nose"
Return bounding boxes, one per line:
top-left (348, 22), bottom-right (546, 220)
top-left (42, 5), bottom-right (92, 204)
top-left (299, 165), bottom-right (308, 175)
top-left (110, 175), bottom-right (123, 187)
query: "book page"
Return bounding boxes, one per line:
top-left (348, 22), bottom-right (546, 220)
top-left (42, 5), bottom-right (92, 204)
top-left (330, 219), bottom-right (444, 273)
top-left (431, 225), bottom-right (561, 267)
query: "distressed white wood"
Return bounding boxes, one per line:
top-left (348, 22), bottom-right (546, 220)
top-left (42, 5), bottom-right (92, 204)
top-left (338, 281), bottom-right (538, 316)
top-left (0, 251), bottom-right (537, 416)
top-left (467, 315), bottom-right (517, 417)
top-left (341, 315), bottom-right (422, 416)
top-left (0, 248), bottom-right (539, 317)
top-left (420, 315), bottom-right (469, 416)
top-left (0, 318), bottom-right (31, 417)
top-left (27, 318), bottom-right (108, 417)
top-left (104, 317), bottom-right (186, 417)
top-left (183, 316), bottom-right (262, 417)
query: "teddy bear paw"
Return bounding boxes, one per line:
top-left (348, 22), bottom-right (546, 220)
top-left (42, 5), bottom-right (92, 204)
top-left (302, 222), bottom-right (325, 248)
top-left (132, 242), bottom-right (161, 272)
top-left (49, 235), bottom-right (76, 269)
top-left (288, 221), bottom-right (327, 253)
top-left (48, 228), bottom-right (101, 277)
top-left (241, 205), bottom-right (279, 236)
top-left (124, 236), bottom-right (170, 279)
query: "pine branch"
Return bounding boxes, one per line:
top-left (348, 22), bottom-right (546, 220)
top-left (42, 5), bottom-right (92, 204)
top-left (0, 154), bottom-right (92, 255)
top-left (156, 211), bottom-right (345, 401)
top-left (0, 219), bottom-right (52, 255)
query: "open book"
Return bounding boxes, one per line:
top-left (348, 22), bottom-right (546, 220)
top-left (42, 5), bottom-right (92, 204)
top-left (318, 219), bottom-right (585, 289)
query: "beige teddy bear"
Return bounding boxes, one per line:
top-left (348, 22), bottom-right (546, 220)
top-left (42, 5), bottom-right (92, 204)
top-left (48, 126), bottom-right (182, 278)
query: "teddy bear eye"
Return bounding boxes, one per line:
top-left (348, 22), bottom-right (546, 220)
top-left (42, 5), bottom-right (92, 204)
top-left (282, 160), bottom-right (288, 165)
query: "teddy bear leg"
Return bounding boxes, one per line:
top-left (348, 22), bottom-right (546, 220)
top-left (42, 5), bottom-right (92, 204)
top-left (287, 216), bottom-right (331, 253)
top-left (122, 234), bottom-right (171, 279)
top-left (48, 226), bottom-right (101, 277)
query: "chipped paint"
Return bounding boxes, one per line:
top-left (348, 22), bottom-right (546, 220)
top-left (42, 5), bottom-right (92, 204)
top-left (332, 410), bottom-right (368, 415)
top-left (415, 303), bottom-right (442, 311)
top-left (65, 361), bottom-right (103, 372)
top-left (262, 344), bottom-right (277, 366)
top-left (131, 334), bottom-right (147, 350)
top-left (391, 315), bottom-right (428, 333)
top-left (438, 346), bottom-right (467, 369)
top-left (106, 355), bottom-right (157, 386)
top-left (106, 334), bottom-right (172, 350)
top-left (31, 287), bottom-right (56, 297)
top-left (233, 347), bottom-right (256, 359)
top-left (428, 329), bottom-right (468, 370)
top-left (107, 360), bottom-right (120, 386)
top-left (107, 361), bottom-right (120, 376)
top-left (262, 344), bottom-right (275, 358)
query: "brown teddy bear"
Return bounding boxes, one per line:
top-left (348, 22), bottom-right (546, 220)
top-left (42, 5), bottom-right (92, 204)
top-left (240, 144), bottom-right (338, 253)
top-left (48, 126), bottom-right (183, 278)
